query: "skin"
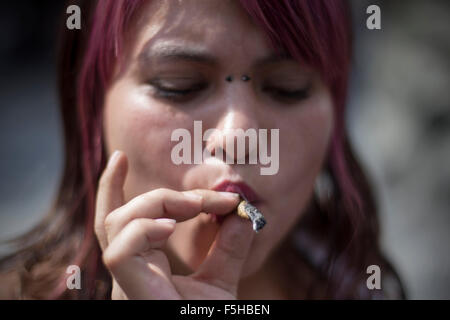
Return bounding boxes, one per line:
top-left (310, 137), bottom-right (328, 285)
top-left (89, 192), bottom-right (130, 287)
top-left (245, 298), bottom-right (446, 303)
top-left (94, 0), bottom-right (334, 299)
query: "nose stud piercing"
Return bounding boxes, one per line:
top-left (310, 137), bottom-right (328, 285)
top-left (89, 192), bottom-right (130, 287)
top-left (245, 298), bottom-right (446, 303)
top-left (225, 75), bottom-right (251, 82)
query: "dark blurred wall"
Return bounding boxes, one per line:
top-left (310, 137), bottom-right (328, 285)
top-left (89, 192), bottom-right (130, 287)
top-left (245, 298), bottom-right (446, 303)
top-left (349, 0), bottom-right (450, 299)
top-left (0, 1), bottom-right (66, 247)
top-left (0, 2), bottom-right (66, 69)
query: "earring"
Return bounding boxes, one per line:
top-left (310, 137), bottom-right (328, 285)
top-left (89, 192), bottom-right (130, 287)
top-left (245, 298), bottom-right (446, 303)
top-left (241, 75), bottom-right (251, 82)
top-left (225, 75), bottom-right (233, 82)
top-left (314, 169), bottom-right (334, 207)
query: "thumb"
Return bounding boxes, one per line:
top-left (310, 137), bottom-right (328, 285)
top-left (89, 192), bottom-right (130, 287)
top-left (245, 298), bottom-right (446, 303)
top-left (193, 213), bottom-right (255, 296)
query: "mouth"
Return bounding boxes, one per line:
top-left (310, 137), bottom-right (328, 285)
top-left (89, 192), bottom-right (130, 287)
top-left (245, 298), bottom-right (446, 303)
top-left (212, 180), bottom-right (261, 204)
top-left (210, 179), bottom-right (262, 225)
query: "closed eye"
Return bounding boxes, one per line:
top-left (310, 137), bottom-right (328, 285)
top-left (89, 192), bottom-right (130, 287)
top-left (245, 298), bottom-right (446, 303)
top-left (263, 86), bottom-right (311, 103)
top-left (149, 80), bottom-right (208, 102)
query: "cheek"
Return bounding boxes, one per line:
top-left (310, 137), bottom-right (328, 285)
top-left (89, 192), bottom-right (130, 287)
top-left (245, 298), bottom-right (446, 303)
top-left (103, 82), bottom-right (191, 197)
top-left (275, 92), bottom-right (334, 223)
top-left (243, 94), bottom-right (334, 274)
top-left (273, 93), bottom-right (334, 196)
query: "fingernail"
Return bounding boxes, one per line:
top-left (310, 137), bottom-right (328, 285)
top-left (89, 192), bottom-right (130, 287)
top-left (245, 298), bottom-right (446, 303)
top-left (183, 191), bottom-right (203, 201)
top-left (219, 191), bottom-right (240, 199)
top-left (154, 218), bottom-right (176, 226)
top-left (107, 150), bottom-right (121, 168)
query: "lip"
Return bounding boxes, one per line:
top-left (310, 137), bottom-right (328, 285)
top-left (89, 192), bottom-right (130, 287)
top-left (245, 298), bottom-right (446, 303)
top-left (212, 180), bottom-right (262, 204)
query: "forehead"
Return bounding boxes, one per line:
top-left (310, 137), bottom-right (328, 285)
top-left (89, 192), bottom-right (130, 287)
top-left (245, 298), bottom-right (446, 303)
top-left (129, 0), bottom-right (273, 62)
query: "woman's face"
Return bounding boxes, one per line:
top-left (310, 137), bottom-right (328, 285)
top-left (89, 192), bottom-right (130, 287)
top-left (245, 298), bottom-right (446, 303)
top-left (103, 0), bottom-right (334, 278)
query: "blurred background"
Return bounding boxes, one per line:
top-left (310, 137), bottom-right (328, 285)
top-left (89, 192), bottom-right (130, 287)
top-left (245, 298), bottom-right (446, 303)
top-left (0, 0), bottom-right (449, 299)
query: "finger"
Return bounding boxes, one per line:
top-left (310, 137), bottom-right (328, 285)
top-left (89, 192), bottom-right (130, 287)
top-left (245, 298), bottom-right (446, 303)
top-left (103, 218), bottom-right (181, 300)
top-left (188, 189), bottom-right (241, 214)
top-left (105, 189), bottom-right (240, 242)
top-left (95, 150), bottom-right (128, 251)
top-left (192, 212), bottom-right (255, 296)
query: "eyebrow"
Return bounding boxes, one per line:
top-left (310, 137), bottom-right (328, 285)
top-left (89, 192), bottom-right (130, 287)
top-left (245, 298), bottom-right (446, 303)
top-left (138, 41), bottom-right (293, 68)
top-left (138, 42), bottom-right (218, 66)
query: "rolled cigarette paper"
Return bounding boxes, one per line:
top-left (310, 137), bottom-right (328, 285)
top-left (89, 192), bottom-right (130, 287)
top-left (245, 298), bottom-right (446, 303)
top-left (237, 200), bottom-right (266, 233)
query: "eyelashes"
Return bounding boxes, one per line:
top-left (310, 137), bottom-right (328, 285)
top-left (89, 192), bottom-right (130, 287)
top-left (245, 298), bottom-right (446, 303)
top-left (148, 79), bottom-right (312, 103)
top-left (261, 85), bottom-right (311, 102)
top-left (148, 79), bottom-right (208, 102)
top-left (153, 86), bottom-right (204, 101)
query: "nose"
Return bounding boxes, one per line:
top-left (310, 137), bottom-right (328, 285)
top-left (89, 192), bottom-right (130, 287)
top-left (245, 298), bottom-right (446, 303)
top-left (205, 100), bottom-right (260, 165)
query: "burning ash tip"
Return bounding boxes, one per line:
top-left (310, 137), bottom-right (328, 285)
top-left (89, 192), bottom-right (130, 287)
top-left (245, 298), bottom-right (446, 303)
top-left (237, 199), bottom-right (267, 233)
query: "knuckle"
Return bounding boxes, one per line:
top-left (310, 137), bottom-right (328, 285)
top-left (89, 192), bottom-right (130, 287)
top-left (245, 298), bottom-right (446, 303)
top-left (128, 194), bottom-right (146, 207)
top-left (150, 188), bottom-right (171, 201)
top-left (153, 188), bottom-right (169, 196)
top-left (102, 249), bottom-right (121, 270)
top-left (127, 218), bottom-right (147, 232)
top-left (141, 188), bottom-right (171, 209)
top-left (131, 188), bottom-right (174, 209)
top-left (135, 188), bottom-right (167, 205)
top-left (104, 210), bottom-right (118, 233)
top-left (190, 189), bottom-right (204, 198)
